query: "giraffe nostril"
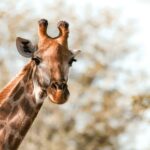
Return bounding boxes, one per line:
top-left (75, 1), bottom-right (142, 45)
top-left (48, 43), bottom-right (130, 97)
top-left (50, 81), bottom-right (67, 90)
top-left (58, 83), bottom-right (67, 90)
top-left (51, 82), bottom-right (57, 90)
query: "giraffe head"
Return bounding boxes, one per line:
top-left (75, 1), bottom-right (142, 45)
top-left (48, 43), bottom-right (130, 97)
top-left (16, 19), bottom-right (80, 104)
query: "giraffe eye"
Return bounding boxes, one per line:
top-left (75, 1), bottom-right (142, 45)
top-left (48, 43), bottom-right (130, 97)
top-left (32, 57), bottom-right (41, 65)
top-left (69, 58), bottom-right (77, 66)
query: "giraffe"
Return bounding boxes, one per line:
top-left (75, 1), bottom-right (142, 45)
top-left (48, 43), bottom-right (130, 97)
top-left (0, 19), bottom-right (80, 150)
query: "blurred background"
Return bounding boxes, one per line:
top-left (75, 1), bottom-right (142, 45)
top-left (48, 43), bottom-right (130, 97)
top-left (0, 0), bottom-right (150, 149)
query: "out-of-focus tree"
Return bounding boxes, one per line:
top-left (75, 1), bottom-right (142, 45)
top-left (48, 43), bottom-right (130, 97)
top-left (0, 59), bottom-right (9, 89)
top-left (18, 2), bottom-right (136, 150)
top-left (0, 0), bottom-right (149, 150)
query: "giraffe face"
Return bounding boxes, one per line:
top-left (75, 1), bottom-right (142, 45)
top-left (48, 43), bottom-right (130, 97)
top-left (33, 42), bottom-right (77, 104)
top-left (16, 19), bottom-right (80, 104)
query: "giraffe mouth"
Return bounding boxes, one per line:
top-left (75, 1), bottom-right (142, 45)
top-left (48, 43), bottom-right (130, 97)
top-left (47, 85), bottom-right (70, 104)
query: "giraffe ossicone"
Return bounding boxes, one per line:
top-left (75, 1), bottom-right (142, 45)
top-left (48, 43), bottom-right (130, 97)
top-left (0, 19), bottom-right (80, 149)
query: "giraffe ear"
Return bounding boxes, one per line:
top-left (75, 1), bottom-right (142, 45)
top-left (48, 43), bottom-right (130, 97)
top-left (16, 37), bottom-right (37, 58)
top-left (72, 50), bottom-right (81, 57)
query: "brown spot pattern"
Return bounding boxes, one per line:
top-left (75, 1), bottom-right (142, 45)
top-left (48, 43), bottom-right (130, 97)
top-left (20, 97), bottom-right (34, 116)
top-left (0, 102), bottom-right (12, 120)
top-left (0, 128), bottom-right (6, 146)
top-left (8, 105), bottom-right (19, 120)
top-left (7, 133), bottom-right (21, 150)
top-left (13, 86), bottom-right (24, 101)
top-left (9, 114), bottom-right (22, 130)
top-left (20, 117), bottom-right (32, 137)
top-left (0, 124), bottom-right (4, 130)
top-left (11, 136), bottom-right (21, 150)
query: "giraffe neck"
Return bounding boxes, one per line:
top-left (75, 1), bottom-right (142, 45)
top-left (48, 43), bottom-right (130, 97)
top-left (0, 62), bottom-right (47, 150)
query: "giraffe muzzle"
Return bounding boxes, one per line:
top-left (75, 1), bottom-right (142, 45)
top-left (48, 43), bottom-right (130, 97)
top-left (47, 81), bottom-right (70, 104)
